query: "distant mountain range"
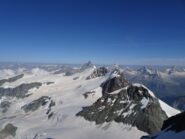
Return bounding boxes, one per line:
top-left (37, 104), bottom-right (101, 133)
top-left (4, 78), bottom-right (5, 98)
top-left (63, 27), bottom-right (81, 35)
top-left (122, 65), bottom-right (185, 111)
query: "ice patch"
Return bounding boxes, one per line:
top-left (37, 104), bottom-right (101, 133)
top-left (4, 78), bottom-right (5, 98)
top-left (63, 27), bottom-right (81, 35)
top-left (141, 98), bottom-right (149, 109)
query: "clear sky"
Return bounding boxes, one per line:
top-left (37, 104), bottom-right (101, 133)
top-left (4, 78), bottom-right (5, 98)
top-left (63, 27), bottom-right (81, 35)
top-left (0, 0), bottom-right (185, 65)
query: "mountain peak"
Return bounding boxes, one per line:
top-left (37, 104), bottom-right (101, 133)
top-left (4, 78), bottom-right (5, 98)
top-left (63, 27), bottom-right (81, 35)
top-left (77, 83), bottom-right (172, 134)
top-left (81, 61), bottom-right (96, 71)
top-left (101, 69), bottom-right (129, 94)
top-left (138, 66), bottom-right (153, 75)
top-left (167, 65), bottom-right (177, 74)
top-left (86, 67), bottom-right (108, 80)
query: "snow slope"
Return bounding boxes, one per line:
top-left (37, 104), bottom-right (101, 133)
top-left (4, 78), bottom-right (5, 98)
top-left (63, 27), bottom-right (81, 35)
top-left (0, 67), bottom-right (146, 139)
top-left (0, 66), bottom-right (179, 139)
top-left (159, 100), bottom-right (180, 117)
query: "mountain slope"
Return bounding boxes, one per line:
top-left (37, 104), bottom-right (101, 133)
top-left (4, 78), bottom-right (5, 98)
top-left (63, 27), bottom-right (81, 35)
top-left (77, 70), bottom-right (179, 134)
top-left (0, 66), bottom-right (139, 139)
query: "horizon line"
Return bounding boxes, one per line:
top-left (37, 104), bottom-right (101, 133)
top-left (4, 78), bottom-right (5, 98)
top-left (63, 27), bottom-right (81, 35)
top-left (0, 60), bottom-right (185, 67)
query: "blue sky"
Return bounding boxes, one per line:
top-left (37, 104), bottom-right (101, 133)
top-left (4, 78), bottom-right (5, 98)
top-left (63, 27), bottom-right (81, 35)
top-left (0, 0), bottom-right (185, 65)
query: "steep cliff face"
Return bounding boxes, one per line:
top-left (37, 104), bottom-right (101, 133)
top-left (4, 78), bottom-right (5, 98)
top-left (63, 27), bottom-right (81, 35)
top-left (141, 112), bottom-right (185, 139)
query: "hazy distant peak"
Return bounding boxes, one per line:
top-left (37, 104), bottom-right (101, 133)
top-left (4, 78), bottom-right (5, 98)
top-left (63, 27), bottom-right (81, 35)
top-left (80, 61), bottom-right (96, 70)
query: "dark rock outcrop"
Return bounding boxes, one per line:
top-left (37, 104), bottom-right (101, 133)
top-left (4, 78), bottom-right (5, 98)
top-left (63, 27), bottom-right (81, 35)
top-left (0, 100), bottom-right (11, 113)
top-left (22, 96), bottom-right (50, 112)
top-left (101, 69), bottom-right (129, 95)
top-left (45, 82), bottom-right (54, 85)
top-left (77, 84), bottom-right (168, 134)
top-left (73, 77), bottom-right (79, 80)
top-left (0, 74), bottom-right (24, 86)
top-left (22, 96), bottom-right (54, 113)
top-left (22, 96), bottom-right (55, 119)
top-left (162, 111), bottom-right (185, 132)
top-left (141, 111), bottom-right (185, 139)
top-left (0, 124), bottom-right (17, 139)
top-left (0, 82), bottom-right (42, 98)
top-left (83, 91), bottom-right (96, 99)
top-left (86, 67), bottom-right (108, 80)
top-left (46, 99), bottom-right (56, 119)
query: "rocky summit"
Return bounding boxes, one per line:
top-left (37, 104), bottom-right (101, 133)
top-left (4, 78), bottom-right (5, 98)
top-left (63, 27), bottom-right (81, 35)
top-left (86, 67), bottom-right (108, 80)
top-left (101, 69), bottom-right (129, 95)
